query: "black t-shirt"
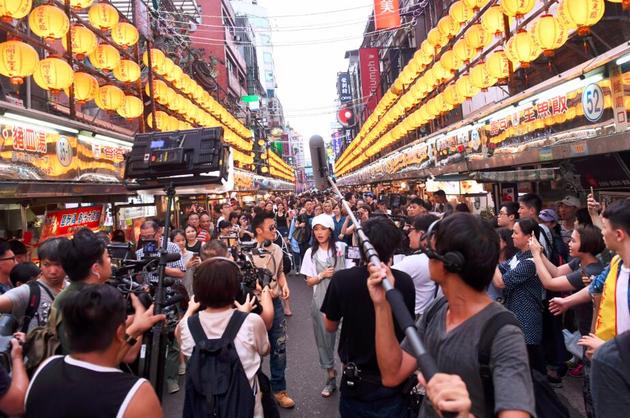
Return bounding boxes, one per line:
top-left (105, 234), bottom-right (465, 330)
top-left (320, 265), bottom-right (415, 374)
top-left (185, 240), bottom-right (202, 253)
top-left (566, 259), bottom-right (604, 335)
top-left (297, 213), bottom-right (314, 242)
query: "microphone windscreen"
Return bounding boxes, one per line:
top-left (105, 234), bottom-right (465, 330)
top-left (309, 135), bottom-right (329, 191)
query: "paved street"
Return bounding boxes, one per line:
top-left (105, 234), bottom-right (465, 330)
top-left (163, 272), bottom-right (586, 418)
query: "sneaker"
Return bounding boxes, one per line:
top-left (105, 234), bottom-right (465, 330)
top-left (321, 376), bottom-right (337, 398)
top-left (273, 391), bottom-right (296, 408)
top-left (568, 362), bottom-right (584, 377)
top-left (178, 363), bottom-right (186, 376)
top-left (167, 381), bottom-right (180, 394)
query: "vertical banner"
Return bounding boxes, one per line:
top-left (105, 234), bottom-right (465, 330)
top-left (359, 48), bottom-right (382, 117)
top-left (337, 72), bottom-right (353, 104)
top-left (374, 0), bottom-right (401, 30)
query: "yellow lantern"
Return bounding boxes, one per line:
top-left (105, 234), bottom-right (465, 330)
top-left (449, 1), bottom-right (474, 26)
top-left (481, 6), bottom-right (505, 36)
top-left (506, 29), bottom-right (540, 68)
top-left (113, 59), bottom-right (140, 83)
top-left (0, 40), bottom-right (38, 85)
top-left (464, 24), bottom-right (492, 53)
top-left (62, 25), bottom-right (97, 60)
top-left (500, 0), bottom-right (535, 18)
top-left (142, 48), bottom-right (165, 71)
top-left (147, 111), bottom-right (169, 131)
top-left (95, 84), bottom-right (125, 111)
top-left (440, 50), bottom-right (462, 73)
top-left (435, 93), bottom-right (451, 113)
top-left (145, 79), bottom-right (167, 102)
top-left (33, 57), bottom-right (74, 93)
top-left (453, 39), bottom-right (474, 64)
top-left (463, 0), bottom-right (489, 11)
top-left (485, 49), bottom-right (510, 80)
top-left (427, 28), bottom-right (445, 48)
top-left (111, 22), bottom-right (139, 49)
top-left (165, 64), bottom-right (183, 83)
top-left (179, 74), bottom-right (194, 95)
top-left (0, 0), bottom-right (32, 21)
top-left (28, 5), bottom-right (70, 41)
top-left (437, 16), bottom-right (459, 39)
top-left (116, 95), bottom-right (143, 119)
top-left (156, 57), bottom-right (175, 76)
top-left (444, 83), bottom-right (463, 106)
top-left (69, 0), bottom-right (94, 10)
top-left (70, 72), bottom-right (99, 103)
top-left (469, 62), bottom-right (497, 91)
top-left (532, 14), bottom-right (568, 57)
top-left (89, 44), bottom-right (120, 72)
top-left (558, 0), bottom-right (578, 28)
top-left (562, 0), bottom-right (605, 36)
top-left (88, 2), bottom-right (119, 31)
top-left (420, 40), bottom-right (435, 63)
top-left (455, 75), bottom-right (480, 99)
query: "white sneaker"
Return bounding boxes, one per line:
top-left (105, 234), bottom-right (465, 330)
top-left (167, 381), bottom-right (180, 394)
top-left (178, 363), bottom-right (186, 376)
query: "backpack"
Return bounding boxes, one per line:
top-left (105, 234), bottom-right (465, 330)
top-left (424, 298), bottom-right (570, 418)
top-left (183, 310), bottom-right (255, 418)
top-left (22, 282), bottom-right (61, 377)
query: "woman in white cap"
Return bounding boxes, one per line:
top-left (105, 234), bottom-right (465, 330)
top-left (300, 214), bottom-right (353, 398)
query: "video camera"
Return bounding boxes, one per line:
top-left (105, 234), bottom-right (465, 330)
top-left (0, 315), bottom-right (17, 372)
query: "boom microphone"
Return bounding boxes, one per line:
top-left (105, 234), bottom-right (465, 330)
top-left (309, 135), bottom-right (329, 191)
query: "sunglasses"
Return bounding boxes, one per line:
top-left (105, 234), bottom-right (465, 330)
top-left (0, 256), bottom-right (16, 262)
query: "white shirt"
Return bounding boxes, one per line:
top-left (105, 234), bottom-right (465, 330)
top-left (300, 242), bottom-right (353, 292)
top-left (616, 266), bottom-right (630, 335)
top-left (179, 309), bottom-right (269, 418)
top-left (393, 253), bottom-right (436, 315)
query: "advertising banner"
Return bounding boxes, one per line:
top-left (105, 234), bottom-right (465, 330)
top-left (337, 72), bottom-right (353, 104)
top-left (0, 121), bottom-right (129, 182)
top-left (359, 48), bottom-right (382, 117)
top-left (40, 205), bottom-right (104, 241)
top-left (374, 0), bottom-right (401, 30)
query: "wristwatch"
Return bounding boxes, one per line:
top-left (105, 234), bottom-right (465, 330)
top-left (124, 333), bottom-right (138, 346)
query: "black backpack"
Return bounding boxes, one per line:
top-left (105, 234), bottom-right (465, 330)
top-left (424, 298), bottom-right (570, 418)
top-left (183, 311), bottom-right (255, 418)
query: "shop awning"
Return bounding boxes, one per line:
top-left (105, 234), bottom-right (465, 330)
top-left (2, 181), bottom-right (134, 203)
top-left (469, 168), bottom-right (560, 183)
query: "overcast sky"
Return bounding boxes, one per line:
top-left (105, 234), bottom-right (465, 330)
top-left (259, 0), bottom-right (373, 158)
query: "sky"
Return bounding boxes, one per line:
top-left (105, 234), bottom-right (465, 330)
top-left (259, 0), bottom-right (374, 160)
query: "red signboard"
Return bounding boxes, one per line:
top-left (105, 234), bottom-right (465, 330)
top-left (374, 0), bottom-right (401, 30)
top-left (359, 48), bottom-right (382, 118)
top-left (40, 205), bottom-right (104, 241)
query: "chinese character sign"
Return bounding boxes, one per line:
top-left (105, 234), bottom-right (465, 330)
top-left (337, 72), bottom-right (353, 104)
top-left (374, 0), bottom-right (401, 30)
top-left (40, 205), bottom-right (104, 241)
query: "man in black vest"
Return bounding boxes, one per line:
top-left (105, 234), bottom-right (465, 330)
top-left (25, 284), bottom-right (164, 418)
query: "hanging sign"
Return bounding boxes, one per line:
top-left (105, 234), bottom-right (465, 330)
top-left (40, 205), bottom-right (104, 241)
top-left (374, 0), bottom-right (401, 30)
top-left (582, 83), bottom-right (604, 122)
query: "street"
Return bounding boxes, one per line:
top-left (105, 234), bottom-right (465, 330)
top-left (163, 272), bottom-right (586, 418)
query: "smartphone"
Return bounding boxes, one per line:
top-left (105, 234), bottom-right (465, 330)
top-left (346, 246), bottom-right (362, 261)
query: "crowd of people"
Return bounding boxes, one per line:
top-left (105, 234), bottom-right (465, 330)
top-left (0, 188), bottom-right (626, 418)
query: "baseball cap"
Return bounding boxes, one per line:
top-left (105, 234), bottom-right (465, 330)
top-left (558, 195), bottom-right (581, 208)
top-left (312, 214), bottom-right (335, 231)
top-left (539, 209), bottom-right (559, 223)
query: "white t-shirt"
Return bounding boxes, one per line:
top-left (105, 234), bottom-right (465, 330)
top-left (300, 242), bottom-right (353, 292)
top-left (179, 309), bottom-right (270, 418)
top-left (393, 253), bottom-right (436, 315)
top-left (616, 266), bottom-right (630, 335)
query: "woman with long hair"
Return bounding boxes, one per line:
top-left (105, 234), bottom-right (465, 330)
top-left (184, 225), bottom-right (202, 254)
top-left (275, 203), bottom-right (289, 238)
top-left (493, 218), bottom-right (545, 374)
top-left (299, 214), bottom-right (351, 398)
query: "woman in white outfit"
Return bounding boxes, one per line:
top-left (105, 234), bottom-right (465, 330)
top-left (300, 214), bottom-right (353, 398)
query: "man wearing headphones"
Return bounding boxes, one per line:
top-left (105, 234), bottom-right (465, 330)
top-left (250, 212), bottom-right (294, 409)
top-left (368, 213), bottom-right (535, 418)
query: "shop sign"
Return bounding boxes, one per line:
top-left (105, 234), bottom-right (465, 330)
top-left (359, 48), bottom-right (382, 116)
top-left (581, 83), bottom-right (604, 122)
top-left (488, 94), bottom-right (569, 137)
top-left (374, 0), bottom-right (401, 30)
top-left (539, 147), bottom-right (553, 161)
top-left (40, 205), bottom-right (104, 241)
top-left (0, 121), bottom-right (129, 182)
top-left (609, 66), bottom-right (628, 130)
top-left (337, 72), bottom-right (352, 104)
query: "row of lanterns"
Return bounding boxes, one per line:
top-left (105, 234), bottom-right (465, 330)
top-left (336, 0), bottom-right (607, 176)
top-left (266, 149), bottom-right (295, 182)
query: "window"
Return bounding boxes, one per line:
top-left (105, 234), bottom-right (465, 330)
top-left (263, 52), bottom-right (273, 64)
top-left (265, 71), bottom-right (274, 82)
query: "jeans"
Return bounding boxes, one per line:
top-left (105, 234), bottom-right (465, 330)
top-left (339, 387), bottom-right (406, 418)
top-left (292, 251), bottom-right (302, 272)
top-left (165, 337), bottom-right (180, 386)
top-left (268, 297), bottom-right (287, 392)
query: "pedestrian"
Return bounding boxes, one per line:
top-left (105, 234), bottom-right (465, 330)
top-left (300, 214), bottom-right (352, 398)
top-left (321, 216), bottom-right (415, 418)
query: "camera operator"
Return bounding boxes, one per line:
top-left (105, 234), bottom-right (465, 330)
top-left (367, 213), bottom-right (535, 418)
top-left (0, 238), bottom-right (67, 332)
top-left (320, 216), bottom-right (415, 418)
top-left (250, 212), bottom-right (295, 409)
top-left (25, 284), bottom-right (164, 418)
top-left (135, 220), bottom-right (185, 282)
top-left (0, 331), bottom-right (28, 417)
top-left (52, 228), bottom-right (160, 366)
top-left (392, 214), bottom-right (439, 319)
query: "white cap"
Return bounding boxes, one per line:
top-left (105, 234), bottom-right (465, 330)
top-left (311, 214), bottom-right (335, 231)
top-left (558, 196), bottom-right (581, 208)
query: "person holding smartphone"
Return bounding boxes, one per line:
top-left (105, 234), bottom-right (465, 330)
top-left (300, 214), bottom-right (353, 398)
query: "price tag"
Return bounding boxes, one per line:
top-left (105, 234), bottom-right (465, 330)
top-left (581, 84), bottom-right (604, 122)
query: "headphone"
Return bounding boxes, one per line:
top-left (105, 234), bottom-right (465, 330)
top-left (261, 239), bottom-right (272, 248)
top-left (423, 220), bottom-right (465, 274)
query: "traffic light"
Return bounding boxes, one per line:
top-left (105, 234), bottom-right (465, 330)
top-left (337, 106), bottom-right (356, 127)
